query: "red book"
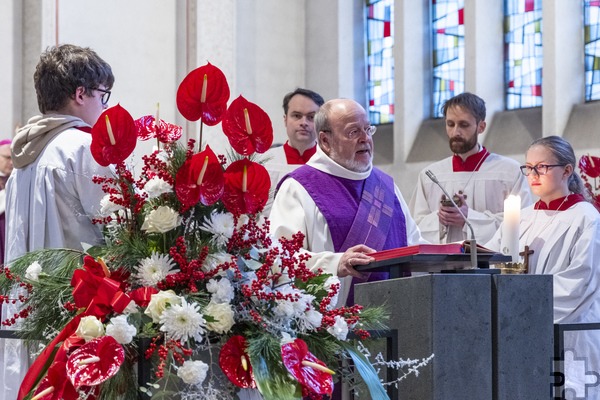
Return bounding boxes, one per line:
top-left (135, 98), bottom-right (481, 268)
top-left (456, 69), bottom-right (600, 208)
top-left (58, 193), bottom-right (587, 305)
top-left (371, 242), bottom-right (494, 262)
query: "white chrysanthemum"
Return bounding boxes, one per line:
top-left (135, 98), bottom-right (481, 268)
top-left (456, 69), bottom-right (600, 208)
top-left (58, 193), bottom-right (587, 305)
top-left (99, 194), bottom-right (124, 217)
top-left (206, 278), bottom-right (234, 304)
top-left (298, 309), bottom-right (323, 332)
top-left (144, 176), bottom-right (172, 199)
top-left (135, 252), bottom-right (177, 286)
top-left (159, 299), bottom-right (206, 342)
top-left (324, 276), bottom-right (341, 309)
top-left (123, 300), bottom-right (139, 314)
top-left (200, 211), bottom-right (235, 248)
top-left (202, 252), bottom-right (234, 276)
top-left (327, 315), bottom-right (349, 341)
top-left (106, 315), bottom-right (137, 344)
top-left (25, 261), bottom-right (43, 281)
top-left (204, 301), bottom-right (235, 334)
top-left (177, 360), bottom-right (209, 385)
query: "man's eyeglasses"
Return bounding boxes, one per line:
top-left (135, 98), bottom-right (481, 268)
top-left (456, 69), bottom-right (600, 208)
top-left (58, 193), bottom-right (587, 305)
top-left (322, 125), bottom-right (377, 140)
top-left (520, 163), bottom-right (566, 176)
top-left (92, 88), bottom-right (111, 106)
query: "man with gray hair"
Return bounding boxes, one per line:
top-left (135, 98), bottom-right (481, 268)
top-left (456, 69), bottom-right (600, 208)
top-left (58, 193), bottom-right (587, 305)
top-left (269, 98), bottom-right (425, 306)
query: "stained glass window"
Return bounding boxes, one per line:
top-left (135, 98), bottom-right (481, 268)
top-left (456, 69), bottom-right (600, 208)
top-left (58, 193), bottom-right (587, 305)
top-left (585, 1), bottom-right (600, 101)
top-left (504, 0), bottom-right (543, 110)
top-left (366, 0), bottom-right (394, 124)
top-left (431, 0), bottom-right (465, 118)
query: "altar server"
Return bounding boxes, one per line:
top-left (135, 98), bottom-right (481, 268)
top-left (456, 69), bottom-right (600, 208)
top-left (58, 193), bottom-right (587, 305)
top-left (410, 92), bottom-right (532, 244)
top-left (488, 136), bottom-right (600, 397)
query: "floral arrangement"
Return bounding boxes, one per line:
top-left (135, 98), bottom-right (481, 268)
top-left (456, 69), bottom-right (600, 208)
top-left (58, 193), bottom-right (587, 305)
top-left (578, 154), bottom-right (600, 211)
top-left (0, 63), bottom-right (393, 400)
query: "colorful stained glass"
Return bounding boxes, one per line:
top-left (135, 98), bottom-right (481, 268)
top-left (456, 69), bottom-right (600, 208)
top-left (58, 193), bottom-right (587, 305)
top-left (366, 0), bottom-right (395, 124)
top-left (504, 0), bottom-right (543, 109)
top-left (431, 0), bottom-right (465, 118)
top-left (585, 1), bottom-right (600, 101)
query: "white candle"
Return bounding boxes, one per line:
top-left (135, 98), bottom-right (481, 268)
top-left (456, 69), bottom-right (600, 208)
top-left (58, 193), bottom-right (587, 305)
top-left (502, 195), bottom-right (521, 262)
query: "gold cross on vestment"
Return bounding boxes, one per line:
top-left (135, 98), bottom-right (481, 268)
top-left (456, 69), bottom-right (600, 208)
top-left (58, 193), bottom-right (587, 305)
top-left (519, 246), bottom-right (534, 274)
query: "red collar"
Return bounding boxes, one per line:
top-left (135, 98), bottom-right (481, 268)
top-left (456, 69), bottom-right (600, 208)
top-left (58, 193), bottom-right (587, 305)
top-left (534, 194), bottom-right (586, 211)
top-left (283, 142), bottom-right (316, 164)
top-left (452, 146), bottom-right (490, 172)
top-left (76, 126), bottom-right (92, 133)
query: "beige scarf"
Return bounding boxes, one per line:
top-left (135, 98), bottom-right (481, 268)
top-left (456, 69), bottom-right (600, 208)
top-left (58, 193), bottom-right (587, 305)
top-left (12, 114), bottom-right (90, 169)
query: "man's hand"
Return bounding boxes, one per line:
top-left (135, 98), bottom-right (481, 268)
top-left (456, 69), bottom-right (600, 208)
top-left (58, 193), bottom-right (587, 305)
top-left (438, 192), bottom-right (469, 227)
top-left (338, 244), bottom-right (376, 278)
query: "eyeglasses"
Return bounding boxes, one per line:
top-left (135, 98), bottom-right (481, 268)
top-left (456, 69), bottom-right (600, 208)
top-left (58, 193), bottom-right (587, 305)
top-left (92, 88), bottom-right (111, 106)
top-left (322, 125), bottom-right (377, 140)
top-left (520, 163), bottom-right (566, 176)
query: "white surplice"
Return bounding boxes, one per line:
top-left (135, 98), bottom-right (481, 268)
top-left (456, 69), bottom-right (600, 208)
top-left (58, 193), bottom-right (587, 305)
top-left (269, 146), bottom-right (426, 305)
top-left (0, 127), bottom-right (111, 400)
top-left (409, 153), bottom-right (532, 244)
top-left (487, 201), bottom-right (600, 396)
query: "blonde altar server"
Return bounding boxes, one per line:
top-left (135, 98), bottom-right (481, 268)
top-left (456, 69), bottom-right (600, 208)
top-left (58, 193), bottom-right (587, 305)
top-left (410, 92), bottom-right (532, 244)
top-left (487, 136), bottom-right (600, 398)
top-left (0, 44), bottom-right (114, 400)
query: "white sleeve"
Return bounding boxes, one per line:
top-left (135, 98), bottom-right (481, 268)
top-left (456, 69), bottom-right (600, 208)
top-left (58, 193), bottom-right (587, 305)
top-left (409, 170), bottom-right (442, 243)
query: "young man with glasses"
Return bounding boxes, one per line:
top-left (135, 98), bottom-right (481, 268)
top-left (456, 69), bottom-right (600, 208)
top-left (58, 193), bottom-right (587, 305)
top-left (270, 98), bottom-right (427, 307)
top-left (0, 44), bottom-right (114, 399)
top-left (409, 92), bottom-right (532, 244)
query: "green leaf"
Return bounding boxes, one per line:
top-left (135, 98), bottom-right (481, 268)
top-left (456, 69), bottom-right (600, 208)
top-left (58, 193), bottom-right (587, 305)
top-left (342, 343), bottom-right (390, 400)
top-left (252, 355), bottom-right (302, 400)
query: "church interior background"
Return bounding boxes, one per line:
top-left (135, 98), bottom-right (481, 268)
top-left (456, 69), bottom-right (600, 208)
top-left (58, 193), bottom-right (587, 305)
top-left (1, 0), bottom-right (599, 199)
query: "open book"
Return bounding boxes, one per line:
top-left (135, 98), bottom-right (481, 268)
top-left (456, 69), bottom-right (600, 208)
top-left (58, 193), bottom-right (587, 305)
top-left (370, 242), bottom-right (495, 262)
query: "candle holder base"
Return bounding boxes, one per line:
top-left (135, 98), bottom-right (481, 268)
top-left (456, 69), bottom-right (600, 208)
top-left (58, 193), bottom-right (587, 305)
top-left (498, 262), bottom-right (527, 274)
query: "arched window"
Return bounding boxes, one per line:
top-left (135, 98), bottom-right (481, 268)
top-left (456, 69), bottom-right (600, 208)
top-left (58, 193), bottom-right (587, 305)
top-left (585, 0), bottom-right (600, 101)
top-left (431, 0), bottom-right (465, 118)
top-left (504, 0), bottom-right (543, 109)
top-left (366, 0), bottom-right (395, 124)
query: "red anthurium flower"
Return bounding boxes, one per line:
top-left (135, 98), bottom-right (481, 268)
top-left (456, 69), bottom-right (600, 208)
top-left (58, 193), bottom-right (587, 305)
top-left (175, 145), bottom-right (224, 207)
top-left (222, 159), bottom-right (270, 215)
top-left (579, 155), bottom-right (600, 178)
top-left (222, 95), bottom-right (274, 155)
top-left (281, 339), bottom-right (334, 396)
top-left (135, 115), bottom-right (183, 143)
top-left (91, 104), bottom-right (137, 166)
top-left (66, 336), bottom-right (125, 388)
top-left (176, 62), bottom-right (230, 125)
top-left (31, 361), bottom-right (80, 400)
top-left (219, 335), bottom-right (256, 388)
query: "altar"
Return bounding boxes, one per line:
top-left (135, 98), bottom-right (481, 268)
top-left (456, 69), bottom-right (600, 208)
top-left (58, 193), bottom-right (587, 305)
top-left (355, 272), bottom-right (554, 399)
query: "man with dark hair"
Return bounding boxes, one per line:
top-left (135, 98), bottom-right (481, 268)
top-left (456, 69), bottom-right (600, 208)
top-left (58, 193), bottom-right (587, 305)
top-left (0, 44), bottom-right (114, 398)
top-left (270, 98), bottom-right (425, 306)
top-left (409, 92), bottom-right (532, 244)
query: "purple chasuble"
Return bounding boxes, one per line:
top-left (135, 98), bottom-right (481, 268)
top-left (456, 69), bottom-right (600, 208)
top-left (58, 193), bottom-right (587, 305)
top-left (281, 165), bottom-right (408, 304)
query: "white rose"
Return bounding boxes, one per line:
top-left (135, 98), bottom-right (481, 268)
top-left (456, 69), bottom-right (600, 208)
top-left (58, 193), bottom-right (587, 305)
top-left (141, 206), bottom-right (181, 233)
top-left (177, 360), bottom-right (209, 385)
top-left (204, 302), bottom-right (235, 334)
top-left (106, 315), bottom-right (137, 344)
top-left (327, 315), bottom-right (349, 341)
top-left (25, 261), bottom-right (43, 281)
top-left (75, 316), bottom-right (105, 342)
top-left (144, 176), bottom-right (173, 199)
top-left (145, 290), bottom-right (182, 323)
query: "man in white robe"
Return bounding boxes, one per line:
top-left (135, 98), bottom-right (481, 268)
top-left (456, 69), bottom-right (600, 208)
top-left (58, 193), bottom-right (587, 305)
top-left (409, 92), bottom-right (531, 244)
top-left (262, 88), bottom-right (324, 214)
top-left (0, 44), bottom-right (114, 400)
top-left (270, 99), bottom-right (425, 306)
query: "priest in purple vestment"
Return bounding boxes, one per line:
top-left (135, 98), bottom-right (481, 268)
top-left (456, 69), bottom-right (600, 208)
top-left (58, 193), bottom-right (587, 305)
top-left (269, 98), bottom-right (426, 306)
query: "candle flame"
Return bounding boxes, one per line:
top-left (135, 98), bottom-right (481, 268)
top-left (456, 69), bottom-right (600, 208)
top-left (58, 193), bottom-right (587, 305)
top-left (105, 115), bottom-right (116, 146)
top-left (301, 360), bottom-right (335, 375)
top-left (242, 165), bottom-right (248, 193)
top-left (78, 356), bottom-right (101, 365)
top-left (201, 74), bottom-right (208, 103)
top-left (196, 156), bottom-right (209, 186)
top-left (241, 355), bottom-right (248, 371)
top-left (32, 386), bottom-right (55, 400)
top-left (244, 108), bottom-right (252, 135)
